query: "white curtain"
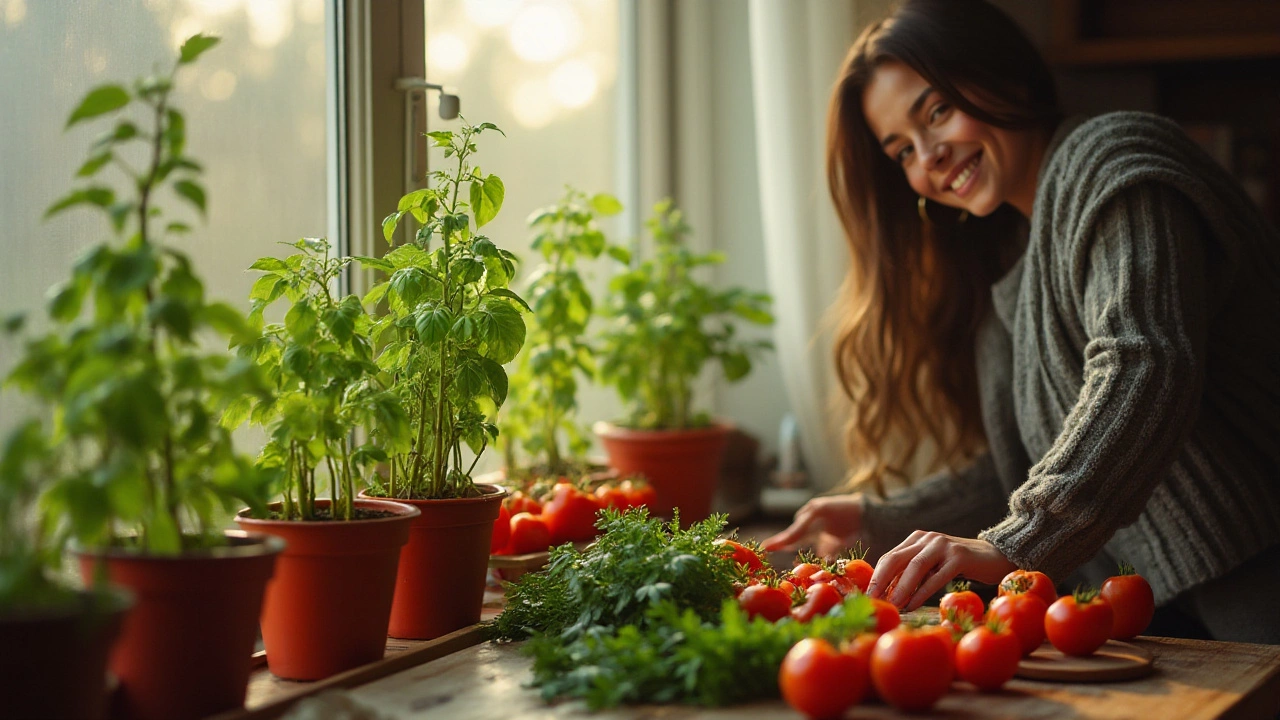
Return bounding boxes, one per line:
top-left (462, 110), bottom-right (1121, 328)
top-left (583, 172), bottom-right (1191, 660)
top-left (748, 0), bottom-right (887, 490)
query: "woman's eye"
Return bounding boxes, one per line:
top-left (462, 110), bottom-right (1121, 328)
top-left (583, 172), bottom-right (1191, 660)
top-left (895, 145), bottom-right (913, 164)
top-left (929, 103), bottom-right (950, 123)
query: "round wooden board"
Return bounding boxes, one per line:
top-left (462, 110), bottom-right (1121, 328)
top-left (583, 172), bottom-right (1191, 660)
top-left (1016, 639), bottom-right (1154, 682)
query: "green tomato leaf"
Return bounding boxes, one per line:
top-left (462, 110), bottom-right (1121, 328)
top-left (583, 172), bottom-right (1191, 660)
top-left (284, 300), bottom-right (318, 341)
top-left (353, 255), bottom-right (395, 273)
top-left (590, 193), bottom-right (624, 216)
top-left (479, 357), bottom-right (508, 406)
top-left (66, 85), bottom-right (130, 128)
top-left (382, 211), bottom-right (403, 243)
top-left (179, 33), bottom-right (221, 64)
top-left (362, 281), bottom-right (390, 308)
top-left (47, 280), bottom-right (87, 322)
top-left (77, 151), bottom-right (113, 178)
top-left (249, 257), bottom-right (288, 274)
top-left (173, 180), bottom-right (206, 216)
top-left (45, 187), bottom-right (115, 218)
top-left (475, 299), bottom-right (525, 364)
top-left (720, 351), bottom-right (751, 382)
top-left (250, 274), bottom-right (285, 304)
top-left (221, 396), bottom-right (253, 430)
top-left (470, 173), bottom-right (504, 228)
top-left (415, 305), bottom-right (455, 344)
top-left (486, 288), bottom-right (532, 313)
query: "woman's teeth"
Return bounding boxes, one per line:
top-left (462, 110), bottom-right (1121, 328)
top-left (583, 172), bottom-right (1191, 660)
top-left (950, 155), bottom-right (979, 192)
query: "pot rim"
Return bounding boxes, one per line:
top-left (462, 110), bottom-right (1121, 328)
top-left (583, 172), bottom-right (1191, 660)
top-left (71, 529), bottom-right (286, 561)
top-left (0, 584), bottom-right (133, 624)
top-left (234, 498), bottom-right (422, 526)
top-left (592, 420), bottom-right (735, 439)
top-left (358, 482), bottom-right (508, 505)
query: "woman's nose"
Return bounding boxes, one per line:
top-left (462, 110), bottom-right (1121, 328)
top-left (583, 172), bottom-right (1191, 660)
top-left (920, 141), bottom-right (949, 170)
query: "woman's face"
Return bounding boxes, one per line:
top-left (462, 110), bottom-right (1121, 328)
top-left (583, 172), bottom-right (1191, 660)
top-left (861, 60), bottom-right (1042, 218)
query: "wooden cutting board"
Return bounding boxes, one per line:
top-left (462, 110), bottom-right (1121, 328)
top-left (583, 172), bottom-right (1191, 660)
top-left (1016, 639), bottom-right (1155, 682)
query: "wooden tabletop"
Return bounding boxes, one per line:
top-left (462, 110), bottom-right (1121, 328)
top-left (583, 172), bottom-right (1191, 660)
top-left (256, 631), bottom-right (1280, 720)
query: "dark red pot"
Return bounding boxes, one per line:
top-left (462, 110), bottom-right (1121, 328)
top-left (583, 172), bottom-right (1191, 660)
top-left (0, 588), bottom-right (131, 720)
top-left (594, 421), bottom-right (732, 524)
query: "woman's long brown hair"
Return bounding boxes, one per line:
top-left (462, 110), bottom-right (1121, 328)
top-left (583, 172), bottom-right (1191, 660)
top-left (827, 0), bottom-right (1062, 496)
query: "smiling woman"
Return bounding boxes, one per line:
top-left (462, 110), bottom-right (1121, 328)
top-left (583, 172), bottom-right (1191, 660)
top-left (765, 0), bottom-right (1280, 646)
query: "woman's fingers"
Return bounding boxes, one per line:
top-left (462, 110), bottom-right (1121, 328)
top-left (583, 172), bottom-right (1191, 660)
top-left (886, 533), bottom-right (947, 607)
top-left (905, 558), bottom-right (959, 611)
top-left (866, 530), bottom-right (926, 600)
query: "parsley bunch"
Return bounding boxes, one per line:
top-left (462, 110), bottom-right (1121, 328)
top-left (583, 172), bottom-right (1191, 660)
top-left (526, 596), bottom-right (874, 708)
top-left (493, 507), bottom-right (738, 641)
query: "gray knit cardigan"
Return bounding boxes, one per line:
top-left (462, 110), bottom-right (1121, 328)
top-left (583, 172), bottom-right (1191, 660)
top-left (861, 112), bottom-right (1280, 605)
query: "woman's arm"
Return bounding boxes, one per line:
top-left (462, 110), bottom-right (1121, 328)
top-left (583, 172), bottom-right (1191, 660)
top-left (869, 182), bottom-right (1210, 608)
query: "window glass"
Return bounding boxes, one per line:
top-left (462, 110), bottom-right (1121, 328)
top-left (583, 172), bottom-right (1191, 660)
top-left (424, 0), bottom-right (624, 452)
top-left (0, 0), bottom-right (329, 432)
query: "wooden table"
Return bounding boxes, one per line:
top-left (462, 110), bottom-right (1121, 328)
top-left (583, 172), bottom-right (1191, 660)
top-left (227, 629), bottom-right (1280, 720)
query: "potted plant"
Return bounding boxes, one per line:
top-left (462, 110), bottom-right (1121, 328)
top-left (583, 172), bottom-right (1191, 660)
top-left (595, 198), bottom-right (774, 524)
top-left (494, 187), bottom-right (629, 546)
top-left (0, 419), bottom-right (131, 720)
top-left (226, 238), bottom-right (420, 680)
top-left (6, 35), bottom-right (284, 720)
top-left (357, 120), bottom-right (523, 638)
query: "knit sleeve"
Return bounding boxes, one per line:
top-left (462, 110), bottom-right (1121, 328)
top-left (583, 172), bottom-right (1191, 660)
top-left (862, 452), bottom-right (1008, 553)
top-left (980, 182), bottom-right (1209, 579)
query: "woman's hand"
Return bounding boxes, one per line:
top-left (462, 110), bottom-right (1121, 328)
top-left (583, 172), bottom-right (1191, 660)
top-left (867, 532), bottom-right (1017, 611)
top-left (761, 494), bottom-right (864, 556)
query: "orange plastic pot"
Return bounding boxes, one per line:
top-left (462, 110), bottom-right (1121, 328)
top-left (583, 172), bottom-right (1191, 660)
top-left (75, 531), bottom-right (282, 720)
top-left (362, 484), bottom-right (506, 639)
top-left (235, 498), bottom-right (418, 680)
top-left (1, 588), bottom-right (131, 720)
top-left (594, 421), bottom-right (731, 524)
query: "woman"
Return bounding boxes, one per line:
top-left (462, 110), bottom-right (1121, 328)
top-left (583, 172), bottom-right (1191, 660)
top-left (763, 0), bottom-right (1280, 644)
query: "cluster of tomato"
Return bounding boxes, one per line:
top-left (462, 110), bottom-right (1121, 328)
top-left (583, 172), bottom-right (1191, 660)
top-left (775, 565), bottom-right (1156, 718)
top-left (490, 478), bottom-right (657, 556)
top-left (730, 544), bottom-right (902, 629)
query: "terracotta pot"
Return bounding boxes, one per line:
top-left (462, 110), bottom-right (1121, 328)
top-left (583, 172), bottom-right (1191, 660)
top-left (361, 484), bottom-right (506, 639)
top-left (0, 588), bottom-right (131, 720)
top-left (594, 421), bottom-right (732, 524)
top-left (235, 499), bottom-right (419, 680)
top-left (75, 531), bottom-right (283, 720)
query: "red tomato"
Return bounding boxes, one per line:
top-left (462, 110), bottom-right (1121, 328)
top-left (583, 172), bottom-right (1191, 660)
top-left (921, 623), bottom-right (957, 653)
top-left (738, 584), bottom-right (792, 623)
top-left (940, 582), bottom-right (986, 625)
top-left (507, 512), bottom-right (551, 555)
top-left (988, 592), bottom-right (1048, 656)
top-left (842, 558), bottom-right (874, 594)
top-left (490, 503), bottom-right (511, 555)
top-left (955, 622), bottom-right (1022, 691)
top-left (998, 569), bottom-right (1058, 608)
top-left (504, 490), bottom-right (543, 517)
top-left (871, 626), bottom-right (954, 712)
top-left (779, 638), bottom-right (867, 720)
top-left (593, 484), bottom-right (629, 510)
top-left (870, 598), bottom-right (902, 634)
top-left (778, 579), bottom-right (798, 600)
top-left (1100, 569), bottom-right (1155, 640)
top-left (715, 539), bottom-right (765, 574)
top-left (791, 582), bottom-right (843, 623)
top-left (541, 482), bottom-right (601, 544)
top-left (808, 569), bottom-right (836, 585)
top-left (841, 633), bottom-right (879, 701)
top-left (1045, 590), bottom-right (1114, 657)
top-left (619, 479), bottom-right (656, 508)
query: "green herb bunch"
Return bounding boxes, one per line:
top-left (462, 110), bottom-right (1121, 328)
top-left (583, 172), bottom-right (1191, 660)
top-left (2, 35), bottom-right (273, 554)
top-left (526, 595), bottom-right (874, 709)
top-left (597, 198), bottom-right (774, 430)
top-left (359, 120), bottom-right (526, 499)
top-left (493, 507), bottom-right (739, 642)
top-left (0, 421), bottom-right (70, 609)
top-left (501, 187), bottom-right (623, 477)
top-left (227, 238), bottom-right (409, 521)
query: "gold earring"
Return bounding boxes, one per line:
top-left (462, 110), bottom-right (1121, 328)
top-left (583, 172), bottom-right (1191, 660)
top-left (918, 195), bottom-right (931, 225)
top-left (958, 209), bottom-right (969, 223)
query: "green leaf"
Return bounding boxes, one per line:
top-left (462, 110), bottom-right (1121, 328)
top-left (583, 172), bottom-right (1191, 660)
top-left (475, 300), bottom-right (525, 364)
top-left (606, 245), bottom-right (632, 265)
top-left (720, 352), bottom-right (751, 382)
top-left (354, 255), bottom-right (395, 273)
top-left (204, 302), bottom-right (257, 345)
top-left (362, 282), bottom-right (390, 307)
top-left (77, 151), bottom-right (113, 177)
top-left (590, 193), bottom-right (624, 216)
top-left (322, 302), bottom-right (358, 343)
top-left (382, 212), bottom-right (402, 243)
top-left (479, 357), bottom-right (508, 406)
top-left (389, 267), bottom-right (427, 305)
top-left (415, 305), bottom-right (455, 344)
top-left (376, 341), bottom-right (410, 372)
top-left (173, 180), bottom-right (206, 216)
top-left (249, 257), bottom-right (288, 274)
top-left (249, 274), bottom-right (285, 304)
top-left (486, 288), bottom-right (532, 313)
top-left (426, 130), bottom-right (453, 147)
top-left (47, 280), bottom-right (86, 322)
top-left (66, 85), bottom-right (130, 128)
top-left (221, 396), bottom-right (253, 429)
top-left (165, 109), bottom-right (186, 156)
top-left (179, 33), bottom-right (221, 64)
top-left (284, 300), bottom-right (318, 341)
top-left (470, 174), bottom-right (504, 228)
top-left (45, 187), bottom-right (115, 218)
